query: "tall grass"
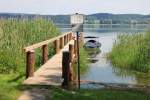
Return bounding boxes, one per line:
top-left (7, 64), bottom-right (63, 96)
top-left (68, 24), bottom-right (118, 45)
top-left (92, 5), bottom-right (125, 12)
top-left (0, 18), bottom-right (60, 99)
top-left (108, 31), bottom-right (150, 73)
top-left (0, 18), bottom-right (60, 74)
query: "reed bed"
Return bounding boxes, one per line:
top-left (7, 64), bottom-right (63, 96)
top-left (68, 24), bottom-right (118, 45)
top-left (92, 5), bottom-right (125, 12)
top-left (0, 18), bottom-right (61, 99)
top-left (108, 31), bottom-right (150, 73)
top-left (0, 18), bottom-right (60, 73)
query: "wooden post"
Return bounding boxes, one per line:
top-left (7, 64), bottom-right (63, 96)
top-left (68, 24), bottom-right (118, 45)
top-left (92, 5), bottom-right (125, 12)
top-left (70, 33), bottom-right (73, 40)
top-left (74, 40), bottom-right (77, 57)
top-left (69, 33), bottom-right (71, 41)
top-left (26, 50), bottom-right (35, 78)
top-left (69, 44), bottom-right (74, 62)
top-left (67, 34), bottom-right (70, 42)
top-left (68, 34), bottom-right (70, 41)
top-left (66, 35), bottom-right (68, 44)
top-left (54, 39), bottom-right (60, 54)
top-left (80, 32), bottom-right (84, 42)
top-left (42, 44), bottom-right (48, 64)
top-left (69, 44), bottom-right (74, 81)
top-left (60, 37), bottom-right (64, 49)
top-left (64, 35), bottom-right (67, 45)
top-left (62, 51), bottom-right (71, 86)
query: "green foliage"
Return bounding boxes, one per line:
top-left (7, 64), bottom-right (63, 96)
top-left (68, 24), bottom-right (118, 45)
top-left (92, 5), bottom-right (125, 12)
top-left (108, 31), bottom-right (150, 73)
top-left (0, 74), bottom-right (23, 100)
top-left (79, 47), bottom-right (90, 74)
top-left (73, 46), bottom-right (89, 76)
top-left (0, 18), bottom-right (60, 73)
top-left (0, 18), bottom-right (60, 100)
top-left (50, 87), bottom-right (150, 100)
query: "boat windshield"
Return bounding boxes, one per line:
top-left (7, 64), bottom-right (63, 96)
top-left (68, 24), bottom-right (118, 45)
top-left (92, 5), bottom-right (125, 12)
top-left (84, 36), bottom-right (99, 38)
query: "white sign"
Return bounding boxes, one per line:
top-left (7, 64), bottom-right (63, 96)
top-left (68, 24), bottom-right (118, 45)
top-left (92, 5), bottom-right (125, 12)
top-left (71, 14), bottom-right (84, 24)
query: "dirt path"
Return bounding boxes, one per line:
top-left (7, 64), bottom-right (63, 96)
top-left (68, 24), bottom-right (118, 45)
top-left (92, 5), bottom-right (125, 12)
top-left (18, 87), bottom-right (51, 100)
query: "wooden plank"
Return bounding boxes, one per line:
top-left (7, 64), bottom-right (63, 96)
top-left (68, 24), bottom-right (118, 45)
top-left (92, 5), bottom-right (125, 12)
top-left (23, 40), bottom-right (74, 86)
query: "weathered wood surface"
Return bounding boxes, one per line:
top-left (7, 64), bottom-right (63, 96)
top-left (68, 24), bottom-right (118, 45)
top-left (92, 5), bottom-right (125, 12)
top-left (23, 40), bottom-right (74, 86)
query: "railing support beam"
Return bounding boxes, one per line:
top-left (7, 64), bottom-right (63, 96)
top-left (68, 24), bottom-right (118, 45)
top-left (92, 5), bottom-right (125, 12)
top-left (74, 40), bottom-right (77, 57)
top-left (54, 39), bottom-right (60, 54)
top-left (60, 37), bottom-right (64, 49)
top-left (62, 51), bottom-right (71, 87)
top-left (26, 50), bottom-right (35, 78)
top-left (69, 44), bottom-right (74, 62)
top-left (64, 35), bottom-right (67, 45)
top-left (42, 44), bottom-right (48, 64)
top-left (66, 35), bottom-right (69, 43)
top-left (69, 44), bottom-right (74, 81)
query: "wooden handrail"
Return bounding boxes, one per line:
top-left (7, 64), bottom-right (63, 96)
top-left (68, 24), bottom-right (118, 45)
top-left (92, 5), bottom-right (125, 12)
top-left (25, 31), bottom-right (73, 78)
top-left (24, 32), bottom-right (73, 52)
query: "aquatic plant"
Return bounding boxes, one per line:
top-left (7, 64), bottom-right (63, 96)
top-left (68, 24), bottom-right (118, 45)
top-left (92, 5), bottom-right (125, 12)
top-left (108, 31), bottom-right (150, 73)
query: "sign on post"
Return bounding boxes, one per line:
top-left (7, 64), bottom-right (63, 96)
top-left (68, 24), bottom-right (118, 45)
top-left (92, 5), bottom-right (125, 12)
top-left (70, 13), bottom-right (84, 89)
top-left (71, 14), bottom-right (84, 24)
top-left (71, 13), bottom-right (84, 32)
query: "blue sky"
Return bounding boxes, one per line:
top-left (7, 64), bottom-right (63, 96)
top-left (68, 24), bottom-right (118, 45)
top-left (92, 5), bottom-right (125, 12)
top-left (0, 0), bottom-right (150, 15)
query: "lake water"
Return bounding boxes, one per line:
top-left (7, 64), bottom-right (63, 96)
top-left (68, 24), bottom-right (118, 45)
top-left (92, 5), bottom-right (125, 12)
top-left (58, 24), bottom-right (150, 87)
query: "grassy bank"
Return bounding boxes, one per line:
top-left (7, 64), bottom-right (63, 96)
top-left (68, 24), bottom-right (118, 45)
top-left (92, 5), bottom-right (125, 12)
top-left (108, 31), bottom-right (150, 73)
top-left (0, 74), bottom-right (22, 100)
top-left (0, 18), bottom-right (60, 100)
top-left (50, 87), bottom-right (150, 100)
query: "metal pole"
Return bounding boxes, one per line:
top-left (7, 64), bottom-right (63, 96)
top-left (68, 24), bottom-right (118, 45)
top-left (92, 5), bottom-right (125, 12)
top-left (76, 31), bottom-right (80, 89)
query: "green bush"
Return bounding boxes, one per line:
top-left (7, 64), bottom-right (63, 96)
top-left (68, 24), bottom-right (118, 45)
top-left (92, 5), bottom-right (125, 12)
top-left (108, 31), bottom-right (150, 73)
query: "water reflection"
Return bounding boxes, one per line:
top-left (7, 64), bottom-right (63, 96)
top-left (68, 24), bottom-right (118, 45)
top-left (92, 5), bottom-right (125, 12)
top-left (112, 67), bottom-right (150, 85)
top-left (85, 48), bottom-right (101, 58)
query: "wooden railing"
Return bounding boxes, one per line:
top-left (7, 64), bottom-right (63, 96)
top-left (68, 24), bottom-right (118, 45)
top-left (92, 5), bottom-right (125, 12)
top-left (62, 32), bottom-right (84, 86)
top-left (23, 31), bottom-right (84, 87)
top-left (24, 32), bottom-right (73, 78)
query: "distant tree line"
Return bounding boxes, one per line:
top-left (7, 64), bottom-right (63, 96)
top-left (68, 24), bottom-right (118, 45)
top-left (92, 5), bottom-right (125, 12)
top-left (0, 13), bottom-right (150, 24)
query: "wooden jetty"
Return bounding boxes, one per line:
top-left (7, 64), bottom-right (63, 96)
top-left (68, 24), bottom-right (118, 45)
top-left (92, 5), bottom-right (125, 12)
top-left (23, 32), bottom-right (84, 86)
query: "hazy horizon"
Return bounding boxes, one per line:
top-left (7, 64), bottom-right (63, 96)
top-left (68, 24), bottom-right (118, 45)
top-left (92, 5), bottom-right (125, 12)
top-left (0, 12), bottom-right (150, 16)
top-left (0, 0), bottom-right (150, 15)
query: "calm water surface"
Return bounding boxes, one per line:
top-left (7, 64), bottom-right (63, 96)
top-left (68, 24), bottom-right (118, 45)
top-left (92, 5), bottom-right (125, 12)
top-left (58, 24), bottom-right (150, 86)
top-left (82, 31), bottom-right (136, 84)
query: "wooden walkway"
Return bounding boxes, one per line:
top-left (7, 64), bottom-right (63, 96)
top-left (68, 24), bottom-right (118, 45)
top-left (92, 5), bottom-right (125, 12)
top-left (23, 40), bottom-right (74, 86)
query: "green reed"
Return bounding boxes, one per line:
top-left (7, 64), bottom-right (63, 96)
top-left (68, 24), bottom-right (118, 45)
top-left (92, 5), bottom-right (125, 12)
top-left (0, 18), bottom-right (60, 73)
top-left (108, 31), bottom-right (150, 73)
